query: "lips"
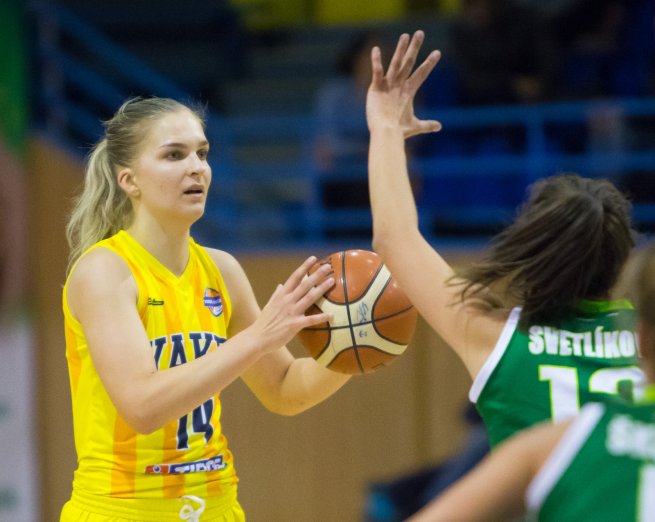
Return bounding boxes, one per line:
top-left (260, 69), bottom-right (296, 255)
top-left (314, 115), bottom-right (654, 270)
top-left (183, 186), bottom-right (204, 195)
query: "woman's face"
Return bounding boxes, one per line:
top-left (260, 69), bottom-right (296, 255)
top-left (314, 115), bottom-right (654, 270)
top-left (126, 109), bottom-right (212, 225)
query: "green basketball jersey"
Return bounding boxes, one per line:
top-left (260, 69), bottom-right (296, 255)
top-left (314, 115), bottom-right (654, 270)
top-left (527, 400), bottom-right (655, 521)
top-left (471, 300), bottom-right (644, 447)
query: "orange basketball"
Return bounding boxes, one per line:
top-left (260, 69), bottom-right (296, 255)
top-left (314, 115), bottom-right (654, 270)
top-left (298, 250), bottom-right (418, 374)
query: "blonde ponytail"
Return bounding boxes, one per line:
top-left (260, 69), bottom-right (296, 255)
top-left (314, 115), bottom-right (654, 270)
top-left (66, 139), bottom-right (132, 271)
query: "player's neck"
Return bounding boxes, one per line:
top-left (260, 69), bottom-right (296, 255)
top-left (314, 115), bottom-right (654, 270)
top-left (126, 220), bottom-right (191, 277)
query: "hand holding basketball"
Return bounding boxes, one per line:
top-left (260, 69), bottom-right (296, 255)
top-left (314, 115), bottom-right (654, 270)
top-left (251, 257), bottom-right (335, 356)
top-left (298, 250), bottom-right (418, 374)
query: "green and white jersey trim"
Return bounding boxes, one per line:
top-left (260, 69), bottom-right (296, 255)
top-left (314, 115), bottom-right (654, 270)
top-left (525, 402), bottom-right (604, 514)
top-left (469, 307), bottom-right (522, 402)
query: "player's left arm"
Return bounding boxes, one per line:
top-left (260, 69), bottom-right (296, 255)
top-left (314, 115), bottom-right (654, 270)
top-left (406, 419), bottom-right (570, 522)
top-left (208, 249), bottom-right (350, 415)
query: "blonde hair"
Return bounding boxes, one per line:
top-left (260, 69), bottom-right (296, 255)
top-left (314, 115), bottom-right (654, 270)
top-left (66, 97), bottom-right (205, 270)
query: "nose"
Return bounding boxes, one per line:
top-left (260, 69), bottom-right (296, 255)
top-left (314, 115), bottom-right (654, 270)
top-left (188, 153), bottom-right (207, 175)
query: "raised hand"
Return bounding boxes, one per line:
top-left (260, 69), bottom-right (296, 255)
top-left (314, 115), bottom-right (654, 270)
top-left (251, 257), bottom-right (334, 355)
top-left (367, 30), bottom-right (442, 139)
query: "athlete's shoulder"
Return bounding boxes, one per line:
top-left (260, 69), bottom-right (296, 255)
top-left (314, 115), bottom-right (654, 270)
top-left (70, 243), bottom-right (132, 283)
top-left (66, 245), bottom-right (137, 319)
top-left (200, 246), bottom-right (243, 277)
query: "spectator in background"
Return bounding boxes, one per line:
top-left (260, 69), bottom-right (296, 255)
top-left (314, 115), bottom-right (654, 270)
top-left (547, 0), bottom-right (632, 99)
top-left (522, 0), bottom-right (653, 99)
top-left (312, 32), bottom-right (387, 210)
top-left (448, 0), bottom-right (558, 106)
top-left (538, 0), bottom-right (626, 51)
top-left (416, 0), bottom-right (555, 232)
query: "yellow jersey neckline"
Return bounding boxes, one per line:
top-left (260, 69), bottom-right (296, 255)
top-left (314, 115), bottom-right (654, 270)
top-left (118, 230), bottom-right (194, 285)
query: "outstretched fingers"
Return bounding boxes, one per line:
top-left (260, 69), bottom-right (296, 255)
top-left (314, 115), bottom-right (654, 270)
top-left (397, 30), bottom-right (425, 81)
top-left (385, 32), bottom-right (411, 80)
top-left (371, 30), bottom-right (439, 94)
top-left (370, 46), bottom-right (385, 88)
top-left (412, 119), bottom-right (442, 136)
top-left (407, 49), bottom-right (441, 96)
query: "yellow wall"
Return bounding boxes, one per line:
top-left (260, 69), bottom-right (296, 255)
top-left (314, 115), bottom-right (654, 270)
top-left (314, 0), bottom-right (405, 25)
top-left (230, 0), bottom-right (408, 28)
top-left (229, 0), bottom-right (311, 29)
top-left (31, 136), bottom-right (477, 521)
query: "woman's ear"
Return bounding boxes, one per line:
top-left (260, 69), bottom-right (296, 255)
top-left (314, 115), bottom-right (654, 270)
top-left (117, 168), bottom-right (140, 197)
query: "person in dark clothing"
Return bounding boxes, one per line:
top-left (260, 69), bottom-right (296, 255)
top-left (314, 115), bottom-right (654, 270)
top-left (449, 0), bottom-right (558, 105)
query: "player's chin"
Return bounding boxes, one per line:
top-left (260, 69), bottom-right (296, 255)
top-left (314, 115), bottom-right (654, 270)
top-left (179, 202), bottom-right (207, 222)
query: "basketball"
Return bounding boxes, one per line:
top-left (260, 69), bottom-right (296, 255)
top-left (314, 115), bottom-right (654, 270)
top-left (298, 250), bottom-right (418, 374)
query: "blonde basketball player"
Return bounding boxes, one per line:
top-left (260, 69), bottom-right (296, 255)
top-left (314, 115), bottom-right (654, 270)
top-left (61, 97), bottom-right (349, 521)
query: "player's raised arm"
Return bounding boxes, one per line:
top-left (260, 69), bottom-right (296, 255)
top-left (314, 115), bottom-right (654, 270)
top-left (407, 418), bottom-right (569, 522)
top-left (367, 31), bottom-right (505, 376)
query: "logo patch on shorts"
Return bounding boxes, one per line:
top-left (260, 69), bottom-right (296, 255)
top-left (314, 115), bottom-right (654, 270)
top-left (203, 288), bottom-right (223, 317)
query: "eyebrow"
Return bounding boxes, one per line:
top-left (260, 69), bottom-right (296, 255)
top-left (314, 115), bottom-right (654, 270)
top-left (160, 141), bottom-right (209, 149)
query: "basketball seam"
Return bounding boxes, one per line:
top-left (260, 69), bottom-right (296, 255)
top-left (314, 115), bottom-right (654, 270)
top-left (371, 276), bottom-right (415, 345)
top-left (322, 258), bottom-right (384, 306)
top-left (340, 251), bottom-right (363, 373)
top-left (301, 304), bottom-right (415, 332)
top-left (329, 345), bottom-right (396, 375)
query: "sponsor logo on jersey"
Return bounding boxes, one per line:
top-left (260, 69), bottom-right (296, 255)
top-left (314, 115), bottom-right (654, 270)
top-left (145, 455), bottom-right (226, 474)
top-left (203, 288), bottom-right (223, 317)
top-left (147, 297), bottom-right (165, 306)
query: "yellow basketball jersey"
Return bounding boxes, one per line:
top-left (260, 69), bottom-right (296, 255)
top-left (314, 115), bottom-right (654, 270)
top-left (63, 230), bottom-right (238, 499)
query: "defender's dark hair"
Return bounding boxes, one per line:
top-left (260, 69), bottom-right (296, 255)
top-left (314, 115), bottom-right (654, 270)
top-left (457, 174), bottom-right (635, 327)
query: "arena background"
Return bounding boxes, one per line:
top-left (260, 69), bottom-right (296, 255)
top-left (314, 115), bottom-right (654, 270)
top-left (1, 0), bottom-right (654, 520)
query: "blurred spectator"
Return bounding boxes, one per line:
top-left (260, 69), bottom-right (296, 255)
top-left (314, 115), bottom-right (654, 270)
top-left (448, 0), bottom-right (558, 106)
top-left (312, 31), bottom-right (384, 209)
top-left (612, 0), bottom-right (655, 97)
top-left (549, 0), bottom-right (631, 99)
top-left (534, 0), bottom-right (626, 50)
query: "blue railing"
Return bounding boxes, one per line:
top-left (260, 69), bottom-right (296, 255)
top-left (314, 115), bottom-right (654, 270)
top-left (413, 99), bottom-right (655, 234)
top-left (28, 1), bottom-right (655, 252)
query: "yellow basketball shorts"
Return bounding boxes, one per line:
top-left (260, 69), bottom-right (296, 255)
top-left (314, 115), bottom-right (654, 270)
top-left (60, 488), bottom-right (246, 522)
